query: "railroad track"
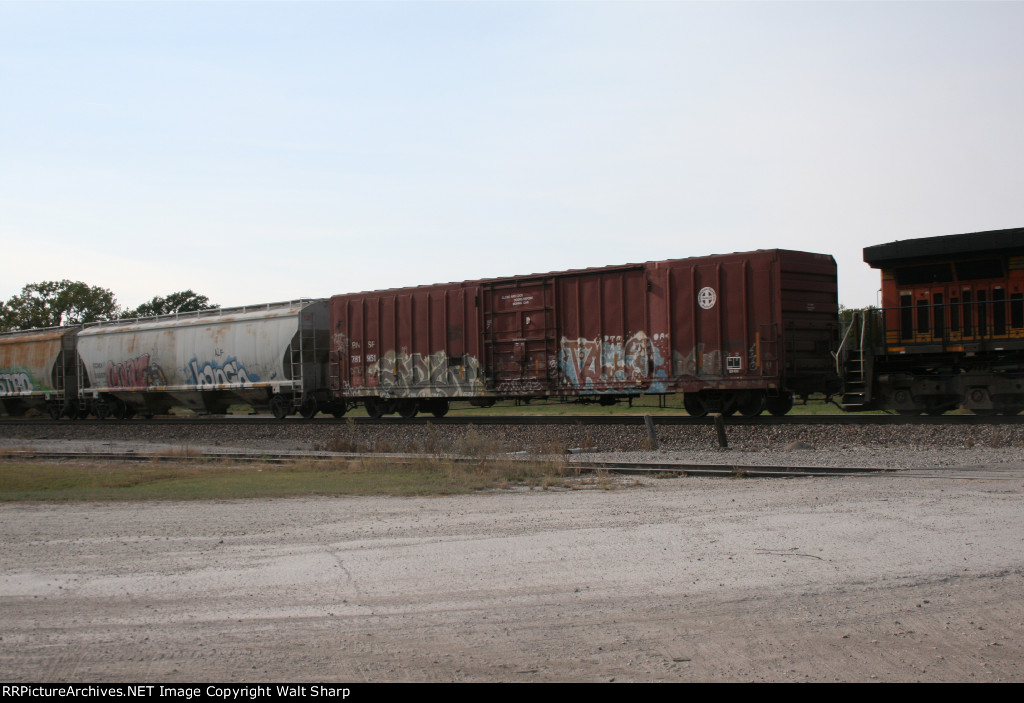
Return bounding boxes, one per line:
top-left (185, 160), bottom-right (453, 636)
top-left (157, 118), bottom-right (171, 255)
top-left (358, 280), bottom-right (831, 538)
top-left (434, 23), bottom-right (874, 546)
top-left (7, 448), bottom-right (1024, 481)
top-left (0, 447), bottom-right (894, 477)
top-left (2, 413), bottom-right (1024, 427)
top-left (6, 447), bottom-right (1021, 481)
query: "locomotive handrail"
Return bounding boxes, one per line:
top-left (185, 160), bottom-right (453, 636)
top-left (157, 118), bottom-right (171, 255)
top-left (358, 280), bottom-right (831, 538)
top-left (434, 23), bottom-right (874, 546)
top-left (833, 312), bottom-right (859, 374)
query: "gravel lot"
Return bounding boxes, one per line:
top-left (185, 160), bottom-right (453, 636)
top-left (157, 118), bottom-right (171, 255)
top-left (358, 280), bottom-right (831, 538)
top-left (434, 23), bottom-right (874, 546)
top-left (2, 420), bottom-right (1023, 682)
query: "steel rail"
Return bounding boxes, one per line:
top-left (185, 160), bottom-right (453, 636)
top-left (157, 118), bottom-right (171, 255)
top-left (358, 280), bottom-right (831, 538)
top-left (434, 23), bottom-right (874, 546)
top-left (0, 448), bottom-right (892, 477)
top-left (1, 413), bottom-right (1023, 427)
top-left (6, 449), bottom-right (1020, 480)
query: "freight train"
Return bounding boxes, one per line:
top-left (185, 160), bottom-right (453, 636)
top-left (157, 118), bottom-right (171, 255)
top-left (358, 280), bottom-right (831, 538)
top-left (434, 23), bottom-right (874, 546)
top-left (2, 227), bottom-right (1022, 419)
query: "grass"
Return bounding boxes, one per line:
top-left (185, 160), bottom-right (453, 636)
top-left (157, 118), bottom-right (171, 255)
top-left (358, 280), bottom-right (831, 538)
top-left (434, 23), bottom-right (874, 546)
top-left (0, 450), bottom-right (587, 502)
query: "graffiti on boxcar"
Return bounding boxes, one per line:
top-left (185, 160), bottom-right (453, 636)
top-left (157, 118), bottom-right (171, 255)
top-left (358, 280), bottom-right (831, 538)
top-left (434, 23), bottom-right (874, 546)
top-left (368, 350), bottom-right (484, 396)
top-left (672, 346), bottom-right (725, 378)
top-left (495, 378), bottom-right (546, 394)
top-left (187, 357), bottom-right (259, 388)
top-left (0, 370), bottom-right (33, 394)
top-left (106, 354), bottom-right (167, 389)
top-left (559, 332), bottom-right (668, 390)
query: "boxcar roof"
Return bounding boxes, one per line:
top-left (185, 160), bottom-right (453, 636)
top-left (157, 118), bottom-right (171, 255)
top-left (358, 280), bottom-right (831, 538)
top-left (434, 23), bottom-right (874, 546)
top-left (863, 227), bottom-right (1024, 268)
top-left (331, 248), bottom-right (830, 298)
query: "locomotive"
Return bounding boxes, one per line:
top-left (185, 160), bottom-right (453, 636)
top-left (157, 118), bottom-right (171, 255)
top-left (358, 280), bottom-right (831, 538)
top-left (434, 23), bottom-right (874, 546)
top-left (841, 227), bottom-right (1024, 415)
top-left (1, 227), bottom-right (1021, 419)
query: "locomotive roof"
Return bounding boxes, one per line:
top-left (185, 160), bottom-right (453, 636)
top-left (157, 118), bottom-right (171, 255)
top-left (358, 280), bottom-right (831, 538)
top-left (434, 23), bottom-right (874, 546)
top-left (863, 226), bottom-right (1024, 268)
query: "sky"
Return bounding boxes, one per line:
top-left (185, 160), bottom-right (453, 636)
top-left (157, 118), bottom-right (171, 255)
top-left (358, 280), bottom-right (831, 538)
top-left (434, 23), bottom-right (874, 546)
top-left (2, 0), bottom-right (1023, 311)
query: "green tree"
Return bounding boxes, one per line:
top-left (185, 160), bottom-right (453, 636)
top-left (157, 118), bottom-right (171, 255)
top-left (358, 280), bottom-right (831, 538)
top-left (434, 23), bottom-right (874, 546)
top-left (125, 290), bottom-right (217, 319)
top-left (0, 280), bottom-right (121, 331)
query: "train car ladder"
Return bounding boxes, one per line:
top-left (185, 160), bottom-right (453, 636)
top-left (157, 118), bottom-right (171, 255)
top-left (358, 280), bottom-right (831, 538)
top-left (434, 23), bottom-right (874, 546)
top-left (836, 312), bottom-right (873, 410)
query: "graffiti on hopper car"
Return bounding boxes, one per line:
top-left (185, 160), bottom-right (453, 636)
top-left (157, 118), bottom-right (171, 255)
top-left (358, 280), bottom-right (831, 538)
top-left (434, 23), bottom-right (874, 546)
top-left (106, 354), bottom-right (167, 389)
top-left (0, 370), bottom-right (33, 394)
top-left (187, 357), bottom-right (259, 389)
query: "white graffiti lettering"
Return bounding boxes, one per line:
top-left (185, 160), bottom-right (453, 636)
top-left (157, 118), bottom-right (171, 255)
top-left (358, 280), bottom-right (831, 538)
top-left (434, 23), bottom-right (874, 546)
top-left (0, 371), bottom-right (33, 395)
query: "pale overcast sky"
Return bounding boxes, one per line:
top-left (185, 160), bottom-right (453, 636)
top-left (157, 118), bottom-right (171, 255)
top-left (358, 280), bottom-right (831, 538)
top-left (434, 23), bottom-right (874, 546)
top-left (2, 1), bottom-right (1022, 310)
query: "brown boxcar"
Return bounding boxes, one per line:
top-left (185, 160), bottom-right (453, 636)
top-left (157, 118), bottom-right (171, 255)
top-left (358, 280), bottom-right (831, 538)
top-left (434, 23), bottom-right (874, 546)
top-left (328, 249), bottom-right (840, 417)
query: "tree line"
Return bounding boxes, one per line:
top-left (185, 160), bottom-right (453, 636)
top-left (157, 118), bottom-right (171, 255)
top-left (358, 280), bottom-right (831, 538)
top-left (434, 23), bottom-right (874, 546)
top-left (0, 280), bottom-right (217, 332)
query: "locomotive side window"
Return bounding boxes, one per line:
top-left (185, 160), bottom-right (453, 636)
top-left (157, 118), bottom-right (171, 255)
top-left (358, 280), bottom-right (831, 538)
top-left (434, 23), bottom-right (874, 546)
top-left (993, 288), bottom-right (1006, 336)
top-left (900, 293), bottom-right (913, 340)
top-left (955, 258), bottom-right (1004, 280)
top-left (977, 290), bottom-right (988, 336)
top-left (950, 296), bottom-right (960, 333)
top-left (1012, 293), bottom-right (1023, 330)
top-left (962, 291), bottom-right (973, 336)
top-left (917, 298), bottom-right (929, 334)
top-left (933, 293), bottom-right (944, 339)
top-left (894, 263), bottom-right (953, 285)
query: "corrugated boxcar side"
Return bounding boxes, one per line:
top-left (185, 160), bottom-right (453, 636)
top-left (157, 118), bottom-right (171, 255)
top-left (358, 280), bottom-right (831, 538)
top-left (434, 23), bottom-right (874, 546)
top-left (775, 250), bottom-right (841, 396)
top-left (553, 266), bottom-right (652, 394)
top-left (330, 285), bottom-right (485, 398)
top-left (653, 251), bottom-right (782, 390)
top-left (329, 249), bottom-right (839, 407)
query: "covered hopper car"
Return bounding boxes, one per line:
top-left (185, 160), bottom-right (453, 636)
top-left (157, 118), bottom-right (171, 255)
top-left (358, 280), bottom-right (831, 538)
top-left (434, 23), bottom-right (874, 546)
top-left (0, 326), bottom-right (78, 419)
top-left (0, 300), bottom-right (335, 419)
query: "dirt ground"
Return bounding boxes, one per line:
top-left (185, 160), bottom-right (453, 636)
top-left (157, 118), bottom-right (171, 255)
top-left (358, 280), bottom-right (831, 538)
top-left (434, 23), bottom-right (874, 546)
top-left (2, 467), bottom-right (1023, 682)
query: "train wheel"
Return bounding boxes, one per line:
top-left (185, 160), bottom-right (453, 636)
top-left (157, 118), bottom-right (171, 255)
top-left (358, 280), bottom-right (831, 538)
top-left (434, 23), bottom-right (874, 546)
top-left (71, 401), bottom-right (89, 420)
top-left (299, 397), bottom-right (318, 419)
top-left (683, 394), bottom-right (707, 418)
top-left (47, 402), bottom-right (63, 420)
top-left (430, 399), bottom-right (450, 418)
top-left (766, 393), bottom-right (794, 417)
top-left (93, 400), bottom-right (109, 420)
top-left (331, 403), bottom-right (347, 419)
top-left (397, 400), bottom-right (419, 419)
top-left (270, 394), bottom-right (290, 419)
top-left (737, 392), bottom-right (766, 418)
top-left (110, 399), bottom-right (129, 420)
top-left (365, 398), bottom-right (385, 419)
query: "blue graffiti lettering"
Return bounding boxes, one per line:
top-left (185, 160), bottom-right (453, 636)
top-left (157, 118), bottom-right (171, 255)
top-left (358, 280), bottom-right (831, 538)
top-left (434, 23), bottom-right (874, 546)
top-left (187, 358), bottom-right (259, 389)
